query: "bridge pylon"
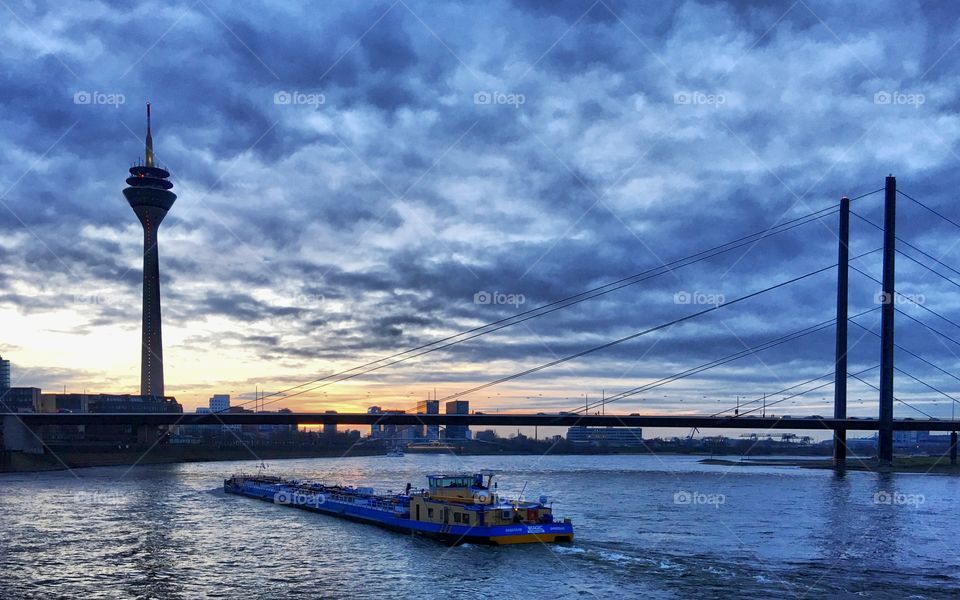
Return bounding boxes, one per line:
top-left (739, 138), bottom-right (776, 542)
top-left (833, 195), bottom-right (850, 466)
top-left (878, 176), bottom-right (897, 464)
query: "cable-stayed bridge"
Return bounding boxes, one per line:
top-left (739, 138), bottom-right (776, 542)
top-left (6, 176), bottom-right (960, 465)
top-left (12, 412), bottom-right (960, 432)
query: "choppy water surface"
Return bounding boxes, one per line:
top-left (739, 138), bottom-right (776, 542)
top-left (0, 454), bottom-right (957, 599)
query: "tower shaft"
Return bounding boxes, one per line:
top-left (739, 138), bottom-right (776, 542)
top-left (138, 207), bottom-right (166, 397)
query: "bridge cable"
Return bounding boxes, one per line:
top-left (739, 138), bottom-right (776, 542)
top-left (898, 189), bottom-right (960, 233)
top-left (417, 252), bottom-right (879, 406)
top-left (570, 307), bottom-right (880, 413)
top-left (716, 365), bottom-right (879, 418)
top-left (848, 265), bottom-right (960, 338)
top-left (231, 200), bottom-right (861, 412)
top-left (848, 319), bottom-right (960, 387)
top-left (711, 364), bottom-right (931, 419)
top-left (850, 210), bottom-right (960, 282)
top-left (245, 204), bottom-right (884, 412)
top-left (846, 372), bottom-right (935, 419)
top-left (571, 318), bottom-right (839, 413)
top-left (893, 367), bottom-right (960, 407)
top-left (896, 251), bottom-right (960, 291)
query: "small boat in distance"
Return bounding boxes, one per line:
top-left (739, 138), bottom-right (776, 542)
top-left (224, 470), bottom-right (574, 545)
top-left (405, 441), bottom-right (459, 453)
top-left (385, 447), bottom-right (405, 457)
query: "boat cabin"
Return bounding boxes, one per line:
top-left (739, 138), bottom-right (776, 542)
top-left (408, 471), bottom-right (556, 528)
top-left (425, 472), bottom-right (494, 502)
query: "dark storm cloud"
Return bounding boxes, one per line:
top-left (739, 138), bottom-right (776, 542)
top-left (191, 292), bottom-right (304, 322)
top-left (3, 0), bottom-right (960, 413)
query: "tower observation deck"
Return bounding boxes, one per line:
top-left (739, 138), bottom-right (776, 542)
top-left (122, 103), bottom-right (176, 398)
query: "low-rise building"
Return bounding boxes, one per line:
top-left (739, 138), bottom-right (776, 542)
top-left (566, 426), bottom-right (644, 447)
top-left (1, 387), bottom-right (41, 412)
top-left (209, 394), bottom-right (230, 412)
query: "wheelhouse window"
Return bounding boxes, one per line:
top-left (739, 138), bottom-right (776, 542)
top-left (428, 476), bottom-right (474, 489)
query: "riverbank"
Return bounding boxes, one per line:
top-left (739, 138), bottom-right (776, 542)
top-left (0, 446), bottom-right (387, 473)
top-left (700, 455), bottom-right (960, 473)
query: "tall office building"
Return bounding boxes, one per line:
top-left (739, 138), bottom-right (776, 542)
top-left (444, 400), bottom-right (470, 440)
top-left (0, 355), bottom-right (10, 390)
top-left (416, 399), bottom-right (439, 440)
top-left (324, 410), bottom-right (337, 436)
top-left (123, 103), bottom-right (177, 398)
top-left (367, 406), bottom-right (383, 438)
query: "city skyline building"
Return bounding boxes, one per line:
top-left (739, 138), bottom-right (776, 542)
top-left (444, 400), bottom-right (470, 440)
top-left (367, 405), bottom-right (383, 438)
top-left (122, 103), bottom-right (177, 399)
top-left (0, 355), bottom-right (10, 390)
top-left (416, 399), bottom-right (439, 440)
top-left (324, 410), bottom-right (337, 436)
top-left (209, 394), bottom-right (230, 412)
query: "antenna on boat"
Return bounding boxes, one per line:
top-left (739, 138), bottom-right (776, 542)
top-left (518, 480), bottom-right (528, 501)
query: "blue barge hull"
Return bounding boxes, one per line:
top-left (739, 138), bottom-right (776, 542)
top-left (224, 475), bottom-right (574, 545)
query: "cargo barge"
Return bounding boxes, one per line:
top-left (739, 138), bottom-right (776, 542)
top-left (224, 470), bottom-right (574, 545)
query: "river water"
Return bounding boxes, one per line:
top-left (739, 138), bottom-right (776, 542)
top-left (0, 454), bottom-right (956, 599)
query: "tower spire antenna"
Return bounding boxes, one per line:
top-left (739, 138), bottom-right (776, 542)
top-left (145, 102), bottom-right (154, 168)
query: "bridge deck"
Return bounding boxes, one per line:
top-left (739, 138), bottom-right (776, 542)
top-left (3, 413), bottom-right (958, 431)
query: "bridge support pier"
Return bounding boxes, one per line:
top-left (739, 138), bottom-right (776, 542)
top-left (878, 176), bottom-right (897, 464)
top-left (833, 196), bottom-right (850, 467)
top-left (951, 431), bottom-right (957, 466)
top-left (2, 416), bottom-right (43, 454)
top-left (136, 424), bottom-right (161, 445)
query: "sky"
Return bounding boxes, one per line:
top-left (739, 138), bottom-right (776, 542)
top-left (2, 0), bottom-right (960, 435)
